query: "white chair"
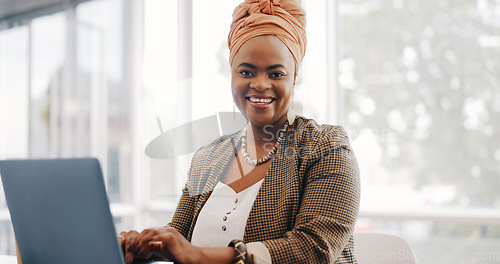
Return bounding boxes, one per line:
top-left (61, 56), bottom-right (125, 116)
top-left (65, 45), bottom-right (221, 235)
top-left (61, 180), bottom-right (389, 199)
top-left (353, 233), bottom-right (416, 264)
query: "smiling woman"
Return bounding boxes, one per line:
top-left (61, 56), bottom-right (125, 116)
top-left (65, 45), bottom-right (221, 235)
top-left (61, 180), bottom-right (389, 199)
top-left (119, 0), bottom-right (360, 264)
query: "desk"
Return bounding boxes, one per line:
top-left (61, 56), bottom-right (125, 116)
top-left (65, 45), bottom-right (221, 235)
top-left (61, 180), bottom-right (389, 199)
top-left (0, 254), bottom-right (172, 264)
top-left (0, 255), bottom-right (16, 264)
top-left (0, 255), bottom-right (172, 264)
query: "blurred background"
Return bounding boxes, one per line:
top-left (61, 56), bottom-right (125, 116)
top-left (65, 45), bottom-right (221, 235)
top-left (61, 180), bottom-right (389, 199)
top-left (0, 0), bottom-right (499, 263)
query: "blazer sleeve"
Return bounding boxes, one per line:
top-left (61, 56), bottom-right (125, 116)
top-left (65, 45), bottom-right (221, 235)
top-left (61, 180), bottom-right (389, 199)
top-left (168, 186), bottom-right (197, 238)
top-left (167, 149), bottom-right (202, 238)
top-left (262, 126), bottom-right (361, 263)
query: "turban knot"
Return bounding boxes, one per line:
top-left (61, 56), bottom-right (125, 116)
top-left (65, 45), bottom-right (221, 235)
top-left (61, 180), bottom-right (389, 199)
top-left (249, 0), bottom-right (281, 15)
top-left (228, 0), bottom-right (307, 72)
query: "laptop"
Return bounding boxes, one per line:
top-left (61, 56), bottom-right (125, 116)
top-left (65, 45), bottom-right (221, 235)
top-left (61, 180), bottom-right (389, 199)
top-left (0, 158), bottom-right (170, 264)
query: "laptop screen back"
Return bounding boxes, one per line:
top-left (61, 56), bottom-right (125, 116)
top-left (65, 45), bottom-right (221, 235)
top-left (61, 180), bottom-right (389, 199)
top-left (0, 158), bottom-right (125, 264)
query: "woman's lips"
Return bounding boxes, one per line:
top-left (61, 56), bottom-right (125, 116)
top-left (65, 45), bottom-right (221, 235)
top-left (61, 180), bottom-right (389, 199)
top-left (245, 96), bottom-right (275, 109)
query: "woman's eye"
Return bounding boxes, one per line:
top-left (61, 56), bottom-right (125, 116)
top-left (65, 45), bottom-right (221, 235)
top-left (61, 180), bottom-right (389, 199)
top-left (240, 70), bottom-right (253, 76)
top-left (270, 72), bottom-right (284, 78)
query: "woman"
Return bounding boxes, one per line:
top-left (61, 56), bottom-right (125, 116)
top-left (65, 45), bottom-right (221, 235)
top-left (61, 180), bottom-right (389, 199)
top-left (120, 0), bottom-right (360, 263)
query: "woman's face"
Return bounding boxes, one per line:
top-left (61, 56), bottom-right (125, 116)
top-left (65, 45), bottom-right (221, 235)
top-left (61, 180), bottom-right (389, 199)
top-left (231, 35), bottom-right (296, 129)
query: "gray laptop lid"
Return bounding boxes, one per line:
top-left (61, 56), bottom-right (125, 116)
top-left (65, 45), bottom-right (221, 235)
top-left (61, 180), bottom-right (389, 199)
top-left (0, 158), bottom-right (125, 264)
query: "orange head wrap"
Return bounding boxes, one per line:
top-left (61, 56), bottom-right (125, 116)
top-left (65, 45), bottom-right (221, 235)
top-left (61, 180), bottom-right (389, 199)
top-left (228, 0), bottom-right (307, 73)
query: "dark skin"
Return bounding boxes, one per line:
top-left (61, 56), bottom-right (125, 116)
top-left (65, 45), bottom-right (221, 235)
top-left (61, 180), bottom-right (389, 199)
top-left (119, 35), bottom-right (296, 264)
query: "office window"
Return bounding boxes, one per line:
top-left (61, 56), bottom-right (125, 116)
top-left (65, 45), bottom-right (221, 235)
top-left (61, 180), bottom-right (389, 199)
top-left (76, 0), bottom-right (134, 206)
top-left (0, 25), bottom-right (29, 255)
top-left (29, 13), bottom-right (65, 158)
top-left (340, 0), bottom-right (500, 262)
top-left (0, 26), bottom-right (29, 160)
top-left (0, 0), bottom-right (135, 254)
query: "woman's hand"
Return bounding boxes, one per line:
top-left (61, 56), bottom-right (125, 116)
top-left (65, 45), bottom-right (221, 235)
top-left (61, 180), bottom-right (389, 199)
top-left (125, 226), bottom-right (203, 264)
top-left (120, 226), bottom-right (235, 264)
top-left (119, 230), bottom-right (146, 264)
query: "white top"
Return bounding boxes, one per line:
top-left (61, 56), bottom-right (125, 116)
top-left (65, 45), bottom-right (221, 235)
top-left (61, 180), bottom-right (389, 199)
top-left (191, 179), bottom-right (264, 247)
top-left (190, 178), bottom-right (271, 263)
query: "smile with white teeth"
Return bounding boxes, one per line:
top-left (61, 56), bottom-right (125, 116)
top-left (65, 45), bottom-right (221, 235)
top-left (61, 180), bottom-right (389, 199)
top-left (248, 97), bottom-right (273, 104)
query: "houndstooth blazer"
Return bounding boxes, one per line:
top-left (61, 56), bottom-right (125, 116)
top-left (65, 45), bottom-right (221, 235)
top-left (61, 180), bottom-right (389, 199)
top-left (169, 116), bottom-right (360, 263)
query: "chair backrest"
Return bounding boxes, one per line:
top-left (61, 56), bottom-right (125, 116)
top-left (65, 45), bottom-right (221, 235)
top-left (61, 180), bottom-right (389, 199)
top-left (353, 233), bottom-right (416, 264)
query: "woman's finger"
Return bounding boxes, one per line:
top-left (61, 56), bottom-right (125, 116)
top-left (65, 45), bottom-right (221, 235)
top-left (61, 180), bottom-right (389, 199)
top-left (125, 251), bottom-right (135, 264)
top-left (132, 228), bottom-right (159, 252)
top-left (118, 235), bottom-right (125, 246)
top-left (120, 230), bottom-right (140, 263)
top-left (134, 238), bottom-right (163, 258)
top-left (118, 231), bottom-right (129, 247)
top-left (148, 231), bottom-right (199, 263)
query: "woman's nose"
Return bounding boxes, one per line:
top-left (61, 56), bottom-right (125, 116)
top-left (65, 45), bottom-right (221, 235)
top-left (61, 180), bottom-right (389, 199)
top-left (250, 75), bottom-right (271, 91)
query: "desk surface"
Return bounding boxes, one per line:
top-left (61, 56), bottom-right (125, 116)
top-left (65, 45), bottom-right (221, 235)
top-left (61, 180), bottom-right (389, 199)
top-left (0, 255), bottom-right (16, 264)
top-left (0, 254), bottom-right (173, 264)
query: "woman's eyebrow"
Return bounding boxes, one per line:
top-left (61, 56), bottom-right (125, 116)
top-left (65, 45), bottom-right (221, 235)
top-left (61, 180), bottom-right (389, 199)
top-left (237, 63), bottom-right (286, 70)
top-left (267, 64), bottom-right (285, 70)
top-left (238, 62), bottom-right (255, 68)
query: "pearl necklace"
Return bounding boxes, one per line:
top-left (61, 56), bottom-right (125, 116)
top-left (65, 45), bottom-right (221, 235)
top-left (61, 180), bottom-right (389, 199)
top-left (240, 121), bottom-right (289, 166)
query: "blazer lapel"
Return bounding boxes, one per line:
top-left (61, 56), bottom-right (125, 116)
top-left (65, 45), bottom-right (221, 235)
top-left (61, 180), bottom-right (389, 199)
top-left (244, 125), bottom-right (299, 242)
top-left (188, 132), bottom-right (242, 239)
